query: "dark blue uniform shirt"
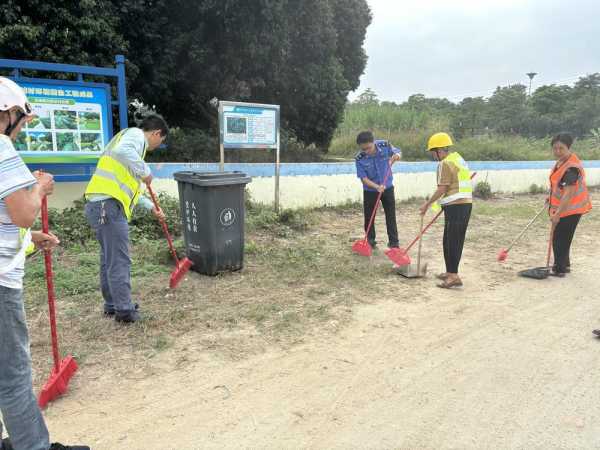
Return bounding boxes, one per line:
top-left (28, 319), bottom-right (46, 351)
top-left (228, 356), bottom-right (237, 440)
top-left (355, 140), bottom-right (401, 192)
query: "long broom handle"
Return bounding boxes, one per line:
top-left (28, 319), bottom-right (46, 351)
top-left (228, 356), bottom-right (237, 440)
top-left (146, 184), bottom-right (180, 265)
top-left (404, 210), bottom-right (443, 253)
top-left (362, 162), bottom-right (393, 241)
top-left (546, 223), bottom-right (555, 268)
top-left (504, 204), bottom-right (547, 252)
top-left (416, 214), bottom-right (424, 274)
top-left (404, 172), bottom-right (478, 253)
top-left (41, 197), bottom-right (61, 372)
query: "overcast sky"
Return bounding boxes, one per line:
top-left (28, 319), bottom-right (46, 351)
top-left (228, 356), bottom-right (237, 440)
top-left (350, 0), bottom-right (600, 103)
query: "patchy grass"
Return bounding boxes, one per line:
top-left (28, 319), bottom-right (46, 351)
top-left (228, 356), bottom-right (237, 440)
top-left (24, 190), bottom-right (600, 390)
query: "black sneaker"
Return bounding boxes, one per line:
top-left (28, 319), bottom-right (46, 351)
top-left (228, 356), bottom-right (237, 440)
top-left (104, 303), bottom-right (139, 317)
top-left (50, 443), bottom-right (90, 450)
top-left (593, 329), bottom-right (600, 337)
top-left (1, 438), bottom-right (13, 450)
top-left (115, 309), bottom-right (141, 323)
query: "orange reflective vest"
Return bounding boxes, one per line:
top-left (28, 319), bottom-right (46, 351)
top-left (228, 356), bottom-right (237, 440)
top-left (549, 153), bottom-right (592, 218)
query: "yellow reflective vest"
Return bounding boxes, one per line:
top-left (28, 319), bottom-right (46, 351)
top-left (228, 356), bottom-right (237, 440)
top-left (22, 228), bottom-right (35, 256)
top-left (84, 129), bottom-right (147, 221)
top-left (438, 151), bottom-right (473, 205)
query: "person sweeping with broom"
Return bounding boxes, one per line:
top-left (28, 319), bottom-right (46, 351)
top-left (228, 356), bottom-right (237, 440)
top-left (419, 132), bottom-right (472, 289)
top-left (547, 132), bottom-right (592, 278)
top-left (355, 131), bottom-right (402, 251)
top-left (0, 77), bottom-right (89, 450)
top-left (84, 115), bottom-right (169, 323)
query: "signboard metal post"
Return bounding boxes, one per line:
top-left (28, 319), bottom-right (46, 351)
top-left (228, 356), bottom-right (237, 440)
top-left (219, 101), bottom-right (281, 211)
top-left (275, 127), bottom-right (281, 212)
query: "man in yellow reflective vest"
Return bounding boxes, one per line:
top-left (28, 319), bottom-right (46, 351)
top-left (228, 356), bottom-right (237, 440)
top-left (419, 132), bottom-right (473, 289)
top-left (84, 115), bottom-right (168, 324)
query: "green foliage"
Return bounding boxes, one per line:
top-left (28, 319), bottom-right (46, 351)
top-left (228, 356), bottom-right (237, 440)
top-left (146, 127), bottom-right (218, 163)
top-left (473, 181), bottom-right (493, 200)
top-left (47, 199), bottom-right (95, 246)
top-left (529, 183), bottom-right (548, 195)
top-left (129, 192), bottom-right (182, 242)
top-left (0, 0), bottom-right (134, 80)
top-left (486, 84), bottom-right (529, 134)
top-left (338, 73), bottom-right (600, 159)
top-left (45, 194), bottom-right (181, 249)
top-left (1, 0), bottom-right (371, 152)
top-left (246, 201), bottom-right (311, 234)
top-left (119, 0), bottom-right (371, 150)
top-left (148, 128), bottom-right (324, 163)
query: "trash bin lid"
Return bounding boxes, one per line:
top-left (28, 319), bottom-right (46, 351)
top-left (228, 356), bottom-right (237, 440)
top-left (174, 171), bottom-right (252, 186)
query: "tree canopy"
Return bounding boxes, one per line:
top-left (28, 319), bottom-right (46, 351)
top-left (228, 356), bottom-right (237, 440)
top-left (0, 0), bottom-right (372, 149)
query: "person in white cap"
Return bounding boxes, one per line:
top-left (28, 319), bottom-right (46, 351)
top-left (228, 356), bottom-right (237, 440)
top-left (0, 77), bottom-right (89, 450)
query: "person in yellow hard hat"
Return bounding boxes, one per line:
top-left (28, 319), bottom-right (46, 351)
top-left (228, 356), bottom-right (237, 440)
top-left (419, 132), bottom-right (473, 289)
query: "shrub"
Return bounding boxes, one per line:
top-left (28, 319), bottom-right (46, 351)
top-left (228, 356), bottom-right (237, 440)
top-left (529, 183), bottom-right (548, 195)
top-left (473, 181), bottom-right (493, 200)
top-left (46, 193), bottom-right (182, 248)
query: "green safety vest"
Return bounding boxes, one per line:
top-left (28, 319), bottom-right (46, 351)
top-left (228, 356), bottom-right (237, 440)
top-left (438, 151), bottom-right (472, 205)
top-left (84, 129), bottom-right (148, 221)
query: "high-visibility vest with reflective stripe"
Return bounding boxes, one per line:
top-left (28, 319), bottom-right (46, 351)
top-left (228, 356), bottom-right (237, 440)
top-left (438, 152), bottom-right (473, 205)
top-left (20, 227), bottom-right (35, 256)
top-left (84, 129), bottom-right (147, 221)
top-left (549, 153), bottom-right (592, 218)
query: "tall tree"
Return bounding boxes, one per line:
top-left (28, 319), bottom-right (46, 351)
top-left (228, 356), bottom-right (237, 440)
top-left (487, 84), bottom-right (528, 134)
top-left (0, 0), bottom-right (132, 78)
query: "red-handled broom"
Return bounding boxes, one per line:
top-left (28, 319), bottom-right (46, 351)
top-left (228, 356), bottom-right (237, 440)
top-left (497, 203), bottom-right (547, 262)
top-left (38, 196), bottom-right (78, 408)
top-left (385, 172), bottom-right (477, 266)
top-left (146, 184), bottom-right (193, 289)
top-left (351, 163), bottom-right (393, 257)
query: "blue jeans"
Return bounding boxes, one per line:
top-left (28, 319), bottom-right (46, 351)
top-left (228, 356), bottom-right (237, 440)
top-left (0, 285), bottom-right (50, 450)
top-left (85, 199), bottom-right (135, 313)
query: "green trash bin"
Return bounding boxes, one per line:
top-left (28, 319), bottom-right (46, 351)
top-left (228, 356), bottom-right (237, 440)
top-left (174, 171), bottom-right (252, 275)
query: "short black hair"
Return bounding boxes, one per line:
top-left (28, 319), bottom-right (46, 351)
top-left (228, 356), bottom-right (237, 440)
top-left (140, 114), bottom-right (169, 137)
top-left (356, 131), bottom-right (374, 145)
top-left (551, 132), bottom-right (574, 149)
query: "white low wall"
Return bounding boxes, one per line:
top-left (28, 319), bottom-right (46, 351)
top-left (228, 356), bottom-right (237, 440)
top-left (47, 167), bottom-right (600, 210)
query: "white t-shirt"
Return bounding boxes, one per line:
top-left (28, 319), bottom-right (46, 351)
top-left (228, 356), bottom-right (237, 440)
top-left (0, 135), bottom-right (36, 289)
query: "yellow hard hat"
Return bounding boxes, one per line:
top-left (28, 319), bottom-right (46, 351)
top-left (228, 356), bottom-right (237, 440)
top-left (427, 132), bottom-right (453, 151)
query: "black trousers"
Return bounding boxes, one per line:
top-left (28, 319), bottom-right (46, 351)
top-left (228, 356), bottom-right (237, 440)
top-left (363, 186), bottom-right (399, 248)
top-left (553, 214), bottom-right (581, 273)
top-left (442, 203), bottom-right (472, 274)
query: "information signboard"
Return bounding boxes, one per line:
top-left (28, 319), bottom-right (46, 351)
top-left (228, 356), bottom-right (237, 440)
top-left (218, 101), bottom-right (281, 211)
top-left (14, 80), bottom-right (112, 153)
top-left (220, 103), bottom-right (278, 149)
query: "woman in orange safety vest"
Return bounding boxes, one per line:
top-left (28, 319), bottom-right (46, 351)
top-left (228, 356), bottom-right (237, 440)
top-left (548, 132), bottom-right (592, 277)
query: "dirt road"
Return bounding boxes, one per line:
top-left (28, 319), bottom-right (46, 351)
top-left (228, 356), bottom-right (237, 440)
top-left (45, 242), bottom-right (600, 449)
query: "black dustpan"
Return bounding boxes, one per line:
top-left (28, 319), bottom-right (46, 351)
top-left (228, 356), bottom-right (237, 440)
top-left (518, 266), bottom-right (550, 279)
top-left (518, 224), bottom-right (554, 280)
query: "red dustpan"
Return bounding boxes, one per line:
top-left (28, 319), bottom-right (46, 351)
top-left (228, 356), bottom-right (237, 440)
top-left (38, 196), bottom-right (78, 408)
top-left (147, 184), bottom-right (193, 288)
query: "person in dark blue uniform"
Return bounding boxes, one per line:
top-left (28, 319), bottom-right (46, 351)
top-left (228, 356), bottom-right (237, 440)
top-left (355, 131), bottom-right (402, 249)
